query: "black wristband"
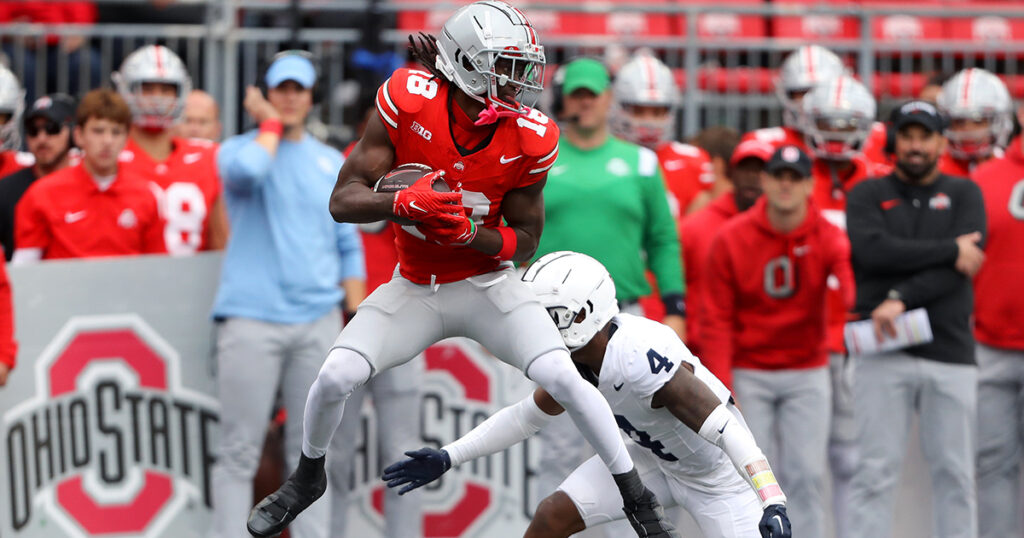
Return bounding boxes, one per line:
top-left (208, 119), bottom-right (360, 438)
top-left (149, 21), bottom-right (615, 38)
top-left (661, 292), bottom-right (686, 318)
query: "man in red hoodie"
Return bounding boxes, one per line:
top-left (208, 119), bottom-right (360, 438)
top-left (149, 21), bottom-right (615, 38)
top-left (702, 145), bottom-right (854, 538)
top-left (678, 138), bottom-right (771, 384)
top-left (970, 105), bottom-right (1024, 538)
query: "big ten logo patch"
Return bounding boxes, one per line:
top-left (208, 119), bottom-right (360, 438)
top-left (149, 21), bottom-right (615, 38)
top-left (347, 339), bottom-right (540, 537)
top-left (2, 315), bottom-right (219, 537)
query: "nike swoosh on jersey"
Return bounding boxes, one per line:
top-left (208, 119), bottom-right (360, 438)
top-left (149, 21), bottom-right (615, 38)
top-left (64, 210), bottom-right (87, 223)
top-left (613, 383), bottom-right (624, 391)
top-left (718, 423), bottom-right (727, 434)
top-left (499, 154), bottom-right (523, 164)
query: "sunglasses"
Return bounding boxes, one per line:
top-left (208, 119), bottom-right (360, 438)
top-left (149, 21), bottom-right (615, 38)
top-left (26, 121), bottom-right (64, 138)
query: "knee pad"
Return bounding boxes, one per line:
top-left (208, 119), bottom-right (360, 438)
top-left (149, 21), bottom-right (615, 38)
top-left (315, 347), bottom-right (372, 402)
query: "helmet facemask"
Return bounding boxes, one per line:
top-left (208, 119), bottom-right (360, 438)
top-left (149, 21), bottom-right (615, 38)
top-left (944, 113), bottom-right (1009, 161)
top-left (804, 113), bottom-right (871, 162)
top-left (611, 103), bottom-right (674, 149)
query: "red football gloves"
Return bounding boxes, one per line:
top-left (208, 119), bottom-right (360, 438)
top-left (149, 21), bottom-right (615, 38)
top-left (416, 213), bottom-right (478, 247)
top-left (392, 170), bottom-right (463, 227)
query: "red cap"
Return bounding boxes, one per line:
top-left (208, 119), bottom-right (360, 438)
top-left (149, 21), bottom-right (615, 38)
top-left (730, 139), bottom-right (775, 167)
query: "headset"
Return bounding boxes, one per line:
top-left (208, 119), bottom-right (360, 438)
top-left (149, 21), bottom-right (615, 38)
top-left (884, 100), bottom-right (949, 155)
top-left (256, 49), bottom-right (324, 104)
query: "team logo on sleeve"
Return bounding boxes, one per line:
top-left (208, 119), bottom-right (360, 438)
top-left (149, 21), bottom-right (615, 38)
top-left (2, 315), bottom-right (218, 537)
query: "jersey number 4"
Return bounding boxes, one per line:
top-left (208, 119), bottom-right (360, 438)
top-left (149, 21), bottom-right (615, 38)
top-left (647, 348), bottom-right (674, 374)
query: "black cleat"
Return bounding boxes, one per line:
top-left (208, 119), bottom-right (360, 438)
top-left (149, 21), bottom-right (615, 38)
top-left (247, 454), bottom-right (327, 537)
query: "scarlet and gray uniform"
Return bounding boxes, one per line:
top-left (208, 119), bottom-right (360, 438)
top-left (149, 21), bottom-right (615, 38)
top-left (558, 314), bottom-right (762, 537)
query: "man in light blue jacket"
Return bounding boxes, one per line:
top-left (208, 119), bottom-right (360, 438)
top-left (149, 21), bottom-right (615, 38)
top-left (209, 51), bottom-right (365, 538)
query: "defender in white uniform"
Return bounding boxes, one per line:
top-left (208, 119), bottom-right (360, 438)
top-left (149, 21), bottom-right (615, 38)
top-left (383, 252), bottom-right (793, 538)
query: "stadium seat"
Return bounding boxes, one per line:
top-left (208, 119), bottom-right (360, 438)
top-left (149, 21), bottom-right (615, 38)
top-left (772, 1), bottom-right (862, 41)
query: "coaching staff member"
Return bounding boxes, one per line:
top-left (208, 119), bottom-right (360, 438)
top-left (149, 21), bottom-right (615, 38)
top-left (845, 100), bottom-right (986, 538)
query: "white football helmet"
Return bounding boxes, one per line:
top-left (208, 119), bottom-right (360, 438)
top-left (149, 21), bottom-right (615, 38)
top-left (522, 251), bottom-right (619, 351)
top-left (801, 74), bottom-right (876, 161)
top-left (0, 65), bottom-right (25, 151)
top-left (113, 45), bottom-right (192, 130)
top-left (434, 0), bottom-right (546, 113)
top-left (775, 45), bottom-right (846, 130)
top-left (936, 68), bottom-right (1013, 161)
top-left (611, 51), bottom-right (678, 149)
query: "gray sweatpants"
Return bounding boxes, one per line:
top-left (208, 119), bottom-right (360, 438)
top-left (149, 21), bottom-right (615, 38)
top-left (828, 352), bottom-right (858, 538)
top-left (976, 343), bottom-right (1024, 538)
top-left (732, 366), bottom-right (830, 538)
top-left (847, 351), bottom-right (977, 538)
top-left (329, 357), bottom-right (424, 538)
top-left (209, 309), bottom-right (340, 538)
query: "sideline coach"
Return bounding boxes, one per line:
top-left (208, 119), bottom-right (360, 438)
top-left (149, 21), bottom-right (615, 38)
top-left (844, 100), bottom-right (986, 538)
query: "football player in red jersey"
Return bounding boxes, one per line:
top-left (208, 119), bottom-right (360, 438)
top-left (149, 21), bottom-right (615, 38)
top-left (114, 45), bottom-right (228, 256)
top-left (0, 65), bottom-right (35, 178)
top-left (969, 106), bottom-right (1024, 538)
top-left (799, 74), bottom-right (889, 538)
top-left (610, 51), bottom-right (716, 217)
top-left (936, 68), bottom-right (1014, 178)
top-left (247, 3), bottom-right (677, 538)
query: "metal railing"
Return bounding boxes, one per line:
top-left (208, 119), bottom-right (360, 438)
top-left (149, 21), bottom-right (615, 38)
top-left (1, 1), bottom-right (1022, 141)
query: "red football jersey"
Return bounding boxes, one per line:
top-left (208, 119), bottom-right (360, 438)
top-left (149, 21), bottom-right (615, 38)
top-left (656, 141), bottom-right (715, 217)
top-left (971, 139), bottom-right (1024, 350)
top-left (861, 122), bottom-right (891, 169)
top-left (701, 198), bottom-right (854, 373)
top-left (375, 67), bottom-right (559, 284)
top-left (810, 156), bottom-right (890, 353)
top-left (15, 163), bottom-right (165, 259)
top-left (0, 255), bottom-right (14, 370)
top-left (119, 137), bottom-right (222, 255)
top-left (678, 193), bottom-right (740, 385)
top-left (740, 126), bottom-right (809, 153)
top-left (0, 150), bottom-right (33, 179)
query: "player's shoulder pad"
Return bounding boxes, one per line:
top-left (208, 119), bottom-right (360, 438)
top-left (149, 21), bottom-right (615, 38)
top-left (514, 106), bottom-right (560, 157)
top-left (665, 141), bottom-right (709, 160)
top-left (381, 67), bottom-right (439, 115)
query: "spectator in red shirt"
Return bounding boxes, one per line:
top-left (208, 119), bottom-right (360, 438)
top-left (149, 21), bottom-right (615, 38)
top-left (0, 1), bottom-right (100, 101)
top-left (0, 254), bottom-right (14, 386)
top-left (702, 145), bottom-right (854, 538)
top-left (970, 110), bottom-right (1024, 538)
top-left (678, 138), bottom-right (770, 383)
top-left (12, 89), bottom-right (164, 263)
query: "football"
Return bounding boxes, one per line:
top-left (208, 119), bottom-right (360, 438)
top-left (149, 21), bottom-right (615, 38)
top-left (374, 163), bottom-right (451, 193)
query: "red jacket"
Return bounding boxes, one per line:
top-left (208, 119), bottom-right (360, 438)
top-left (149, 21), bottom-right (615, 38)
top-left (971, 138), bottom-right (1024, 350)
top-left (678, 192), bottom-right (739, 382)
top-left (0, 255), bottom-right (15, 370)
top-left (701, 197), bottom-right (854, 373)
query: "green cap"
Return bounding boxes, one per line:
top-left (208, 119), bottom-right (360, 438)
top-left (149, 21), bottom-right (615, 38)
top-left (562, 58), bottom-right (610, 96)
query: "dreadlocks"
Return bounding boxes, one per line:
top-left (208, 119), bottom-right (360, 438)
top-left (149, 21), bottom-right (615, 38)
top-left (408, 32), bottom-right (446, 81)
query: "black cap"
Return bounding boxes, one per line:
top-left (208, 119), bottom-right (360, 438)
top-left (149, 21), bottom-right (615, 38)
top-left (764, 145), bottom-right (812, 178)
top-left (890, 100), bottom-right (946, 133)
top-left (23, 93), bottom-right (76, 128)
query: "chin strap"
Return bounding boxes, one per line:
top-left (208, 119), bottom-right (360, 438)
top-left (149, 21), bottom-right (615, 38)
top-left (474, 103), bottom-right (522, 126)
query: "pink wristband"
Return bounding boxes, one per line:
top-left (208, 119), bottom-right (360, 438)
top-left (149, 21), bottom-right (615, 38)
top-left (496, 226), bottom-right (517, 261)
top-left (259, 119), bottom-right (284, 137)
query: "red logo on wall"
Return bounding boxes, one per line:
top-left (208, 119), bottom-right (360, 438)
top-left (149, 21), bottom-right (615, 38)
top-left (3, 315), bottom-right (218, 537)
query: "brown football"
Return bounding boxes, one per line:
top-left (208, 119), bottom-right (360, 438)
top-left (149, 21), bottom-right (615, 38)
top-left (373, 163), bottom-right (451, 193)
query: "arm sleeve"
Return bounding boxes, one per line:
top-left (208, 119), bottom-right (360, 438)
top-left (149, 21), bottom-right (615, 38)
top-left (13, 189), bottom-right (50, 253)
top-left (336, 222), bottom-right (366, 281)
top-left (845, 182), bottom-right (959, 274)
top-left (699, 236), bottom-right (736, 388)
top-left (217, 133), bottom-right (273, 195)
top-left (442, 394), bottom-right (554, 467)
top-left (641, 149), bottom-right (685, 295)
top-left (0, 258), bottom-right (15, 370)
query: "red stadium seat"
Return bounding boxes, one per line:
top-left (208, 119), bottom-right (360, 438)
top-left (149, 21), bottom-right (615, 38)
top-left (772, 2), bottom-right (861, 41)
top-left (947, 7), bottom-right (1024, 43)
top-left (859, 1), bottom-right (947, 42)
top-left (688, 0), bottom-right (767, 40)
